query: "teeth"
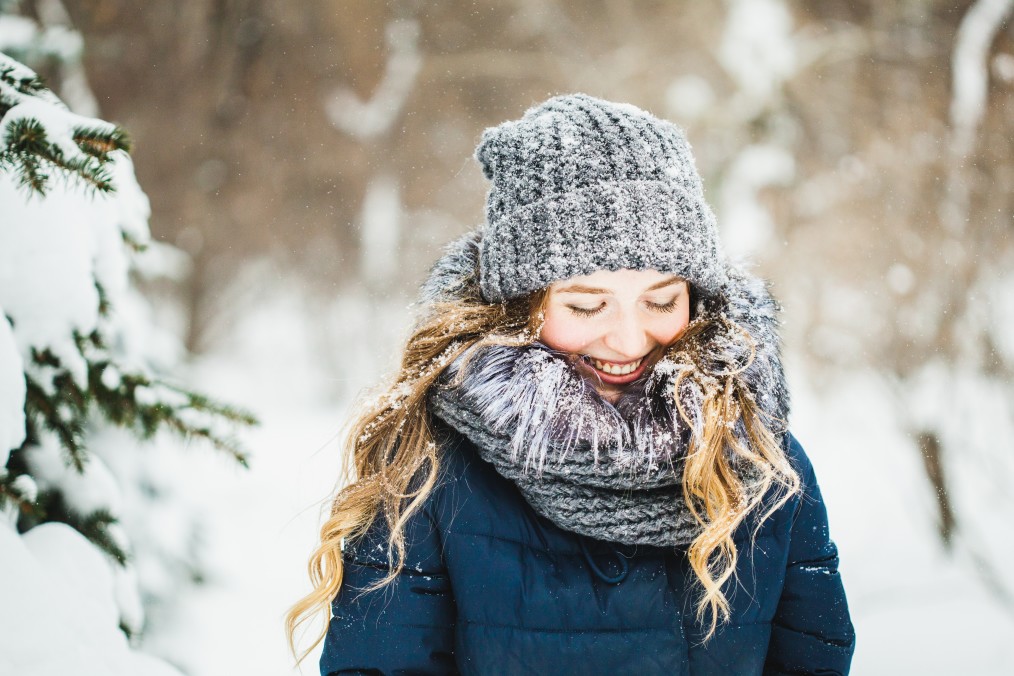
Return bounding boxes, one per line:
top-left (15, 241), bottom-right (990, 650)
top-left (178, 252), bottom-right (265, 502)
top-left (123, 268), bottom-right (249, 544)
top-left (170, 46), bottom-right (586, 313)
top-left (592, 357), bottom-right (643, 376)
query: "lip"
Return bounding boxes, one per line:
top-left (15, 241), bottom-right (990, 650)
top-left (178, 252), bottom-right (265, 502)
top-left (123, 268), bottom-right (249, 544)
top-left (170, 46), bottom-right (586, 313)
top-left (578, 355), bottom-right (650, 386)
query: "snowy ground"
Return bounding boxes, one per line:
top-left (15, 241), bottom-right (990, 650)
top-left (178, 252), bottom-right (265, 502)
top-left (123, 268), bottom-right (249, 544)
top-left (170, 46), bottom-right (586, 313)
top-left (140, 286), bottom-right (348, 674)
top-left (147, 281), bottom-right (1014, 675)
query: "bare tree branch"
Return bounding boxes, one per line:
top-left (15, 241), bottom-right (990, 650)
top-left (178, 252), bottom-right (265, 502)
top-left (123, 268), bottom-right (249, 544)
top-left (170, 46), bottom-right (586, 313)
top-left (325, 18), bottom-right (422, 140)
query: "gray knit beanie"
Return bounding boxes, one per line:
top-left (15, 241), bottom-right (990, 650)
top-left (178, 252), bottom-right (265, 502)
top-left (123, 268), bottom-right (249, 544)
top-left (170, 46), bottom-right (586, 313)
top-left (475, 93), bottom-right (728, 303)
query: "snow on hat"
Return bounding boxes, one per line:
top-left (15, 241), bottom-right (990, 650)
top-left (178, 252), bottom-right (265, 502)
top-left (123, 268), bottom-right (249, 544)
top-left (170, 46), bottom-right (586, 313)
top-left (475, 93), bottom-right (728, 303)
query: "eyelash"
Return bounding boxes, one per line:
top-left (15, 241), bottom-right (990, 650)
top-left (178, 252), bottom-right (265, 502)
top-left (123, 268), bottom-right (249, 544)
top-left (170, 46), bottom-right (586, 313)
top-left (568, 304), bottom-right (605, 317)
top-left (566, 299), bottom-right (680, 317)
top-left (647, 298), bottom-right (680, 313)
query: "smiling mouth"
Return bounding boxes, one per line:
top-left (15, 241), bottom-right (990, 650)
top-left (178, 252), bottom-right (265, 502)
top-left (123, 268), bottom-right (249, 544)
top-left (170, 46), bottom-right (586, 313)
top-left (576, 355), bottom-right (651, 387)
top-left (591, 357), bottom-right (643, 376)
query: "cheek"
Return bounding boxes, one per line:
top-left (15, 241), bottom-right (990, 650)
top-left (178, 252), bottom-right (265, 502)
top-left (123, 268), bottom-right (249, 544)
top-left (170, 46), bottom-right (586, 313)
top-left (539, 307), bottom-right (596, 353)
top-left (652, 305), bottom-right (691, 344)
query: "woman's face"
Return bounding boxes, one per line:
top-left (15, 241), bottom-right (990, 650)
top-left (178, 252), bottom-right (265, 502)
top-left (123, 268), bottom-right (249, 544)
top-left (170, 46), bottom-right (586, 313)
top-left (538, 268), bottom-right (691, 402)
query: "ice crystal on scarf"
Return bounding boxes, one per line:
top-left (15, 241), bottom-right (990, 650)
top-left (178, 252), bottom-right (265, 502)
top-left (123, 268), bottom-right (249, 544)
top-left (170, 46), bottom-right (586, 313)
top-left (441, 344), bottom-right (686, 476)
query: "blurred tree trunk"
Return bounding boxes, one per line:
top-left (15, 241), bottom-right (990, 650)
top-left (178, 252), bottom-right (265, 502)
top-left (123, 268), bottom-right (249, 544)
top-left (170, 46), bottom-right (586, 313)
top-left (916, 430), bottom-right (957, 547)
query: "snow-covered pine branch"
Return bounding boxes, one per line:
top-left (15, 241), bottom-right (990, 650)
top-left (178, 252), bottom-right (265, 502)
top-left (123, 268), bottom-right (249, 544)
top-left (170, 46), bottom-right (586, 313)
top-left (0, 52), bottom-right (128, 194)
top-left (0, 50), bottom-right (256, 672)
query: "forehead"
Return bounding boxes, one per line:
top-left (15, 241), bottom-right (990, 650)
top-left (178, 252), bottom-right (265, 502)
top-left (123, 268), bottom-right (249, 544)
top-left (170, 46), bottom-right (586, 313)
top-left (549, 268), bottom-right (682, 295)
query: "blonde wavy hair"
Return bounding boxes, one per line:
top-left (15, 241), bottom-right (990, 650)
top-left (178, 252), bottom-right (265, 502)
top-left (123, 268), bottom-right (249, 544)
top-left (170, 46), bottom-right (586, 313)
top-left (285, 281), bottom-right (799, 662)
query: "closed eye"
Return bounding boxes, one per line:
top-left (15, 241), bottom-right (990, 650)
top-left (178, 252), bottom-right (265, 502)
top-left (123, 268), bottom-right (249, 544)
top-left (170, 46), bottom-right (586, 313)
top-left (567, 303), bottom-right (606, 317)
top-left (646, 298), bottom-right (680, 313)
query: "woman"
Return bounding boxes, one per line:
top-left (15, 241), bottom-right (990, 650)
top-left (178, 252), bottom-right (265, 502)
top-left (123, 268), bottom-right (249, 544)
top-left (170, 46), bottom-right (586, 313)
top-left (288, 94), bottom-right (855, 674)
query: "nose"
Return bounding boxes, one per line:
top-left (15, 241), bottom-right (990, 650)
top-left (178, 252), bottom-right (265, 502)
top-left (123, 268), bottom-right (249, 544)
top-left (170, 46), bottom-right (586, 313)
top-left (603, 310), bottom-right (649, 359)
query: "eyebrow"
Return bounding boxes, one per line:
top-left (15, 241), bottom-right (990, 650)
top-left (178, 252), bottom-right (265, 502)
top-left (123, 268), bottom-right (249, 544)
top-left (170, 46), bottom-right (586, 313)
top-left (554, 276), bottom-right (685, 295)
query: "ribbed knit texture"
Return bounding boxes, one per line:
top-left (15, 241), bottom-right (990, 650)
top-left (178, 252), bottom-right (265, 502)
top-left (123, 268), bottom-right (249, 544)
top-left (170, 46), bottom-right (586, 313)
top-left (475, 93), bottom-right (727, 303)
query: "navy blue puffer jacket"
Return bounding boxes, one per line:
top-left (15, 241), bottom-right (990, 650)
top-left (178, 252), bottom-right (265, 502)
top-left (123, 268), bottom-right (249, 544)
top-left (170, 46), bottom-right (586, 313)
top-left (319, 430), bottom-right (855, 675)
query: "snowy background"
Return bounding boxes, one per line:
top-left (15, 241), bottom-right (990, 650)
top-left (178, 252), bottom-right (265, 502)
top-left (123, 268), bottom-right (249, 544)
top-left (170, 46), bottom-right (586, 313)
top-left (3, 0), bottom-right (1014, 674)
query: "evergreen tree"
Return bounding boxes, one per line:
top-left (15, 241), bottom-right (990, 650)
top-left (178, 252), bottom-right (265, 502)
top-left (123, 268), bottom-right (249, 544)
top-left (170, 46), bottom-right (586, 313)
top-left (0, 43), bottom-right (255, 645)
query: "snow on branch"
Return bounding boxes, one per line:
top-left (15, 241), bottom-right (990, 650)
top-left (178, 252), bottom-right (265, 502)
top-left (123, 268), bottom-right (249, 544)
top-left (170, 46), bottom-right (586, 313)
top-left (941, 0), bottom-right (1013, 235)
top-left (33, 0), bottom-right (101, 116)
top-left (1, 50), bottom-right (255, 559)
top-left (0, 11), bottom-right (83, 67)
top-left (719, 0), bottom-right (797, 108)
top-left (0, 42), bottom-right (252, 676)
top-left (325, 19), bottom-right (422, 140)
top-left (950, 0), bottom-right (1014, 158)
top-left (0, 51), bottom-right (129, 194)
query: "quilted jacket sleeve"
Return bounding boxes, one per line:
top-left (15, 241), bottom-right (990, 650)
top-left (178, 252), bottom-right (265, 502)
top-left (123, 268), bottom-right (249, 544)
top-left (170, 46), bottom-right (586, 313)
top-left (764, 435), bottom-right (856, 675)
top-left (319, 504), bottom-right (456, 676)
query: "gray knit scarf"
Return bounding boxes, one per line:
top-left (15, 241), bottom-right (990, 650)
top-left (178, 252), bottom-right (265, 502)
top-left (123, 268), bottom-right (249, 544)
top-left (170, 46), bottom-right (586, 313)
top-left (424, 234), bottom-right (789, 547)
